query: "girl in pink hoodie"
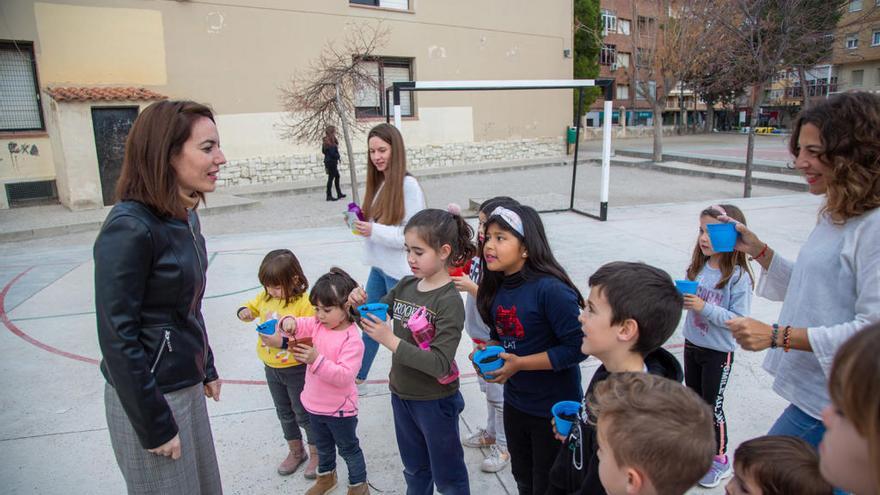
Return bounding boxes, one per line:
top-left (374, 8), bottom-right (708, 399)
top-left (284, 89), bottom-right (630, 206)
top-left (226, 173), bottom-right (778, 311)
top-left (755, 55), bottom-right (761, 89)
top-left (279, 267), bottom-right (368, 495)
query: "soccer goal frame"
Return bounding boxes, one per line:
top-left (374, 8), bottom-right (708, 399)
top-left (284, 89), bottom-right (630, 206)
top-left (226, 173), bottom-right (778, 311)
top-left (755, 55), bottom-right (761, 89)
top-left (385, 79), bottom-right (615, 221)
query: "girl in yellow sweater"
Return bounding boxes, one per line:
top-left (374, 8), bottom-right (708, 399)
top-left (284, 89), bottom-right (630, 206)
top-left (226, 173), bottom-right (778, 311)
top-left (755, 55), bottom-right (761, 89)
top-left (237, 249), bottom-right (318, 478)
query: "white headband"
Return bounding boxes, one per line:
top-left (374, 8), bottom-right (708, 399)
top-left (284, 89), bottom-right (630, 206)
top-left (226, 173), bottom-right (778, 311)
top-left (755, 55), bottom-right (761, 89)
top-left (491, 206), bottom-right (524, 237)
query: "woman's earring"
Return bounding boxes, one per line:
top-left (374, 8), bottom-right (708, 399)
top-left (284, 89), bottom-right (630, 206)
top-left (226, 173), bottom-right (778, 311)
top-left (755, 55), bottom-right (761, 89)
top-left (522, 252), bottom-right (528, 258)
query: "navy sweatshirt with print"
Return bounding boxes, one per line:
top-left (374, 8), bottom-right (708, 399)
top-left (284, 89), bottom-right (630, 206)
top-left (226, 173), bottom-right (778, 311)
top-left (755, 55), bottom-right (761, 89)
top-left (489, 271), bottom-right (586, 418)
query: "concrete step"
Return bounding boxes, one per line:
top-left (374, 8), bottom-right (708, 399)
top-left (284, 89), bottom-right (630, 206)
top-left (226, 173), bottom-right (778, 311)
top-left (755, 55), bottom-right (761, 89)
top-left (0, 192), bottom-right (260, 242)
top-left (615, 149), bottom-right (799, 175)
top-left (610, 158), bottom-right (807, 192)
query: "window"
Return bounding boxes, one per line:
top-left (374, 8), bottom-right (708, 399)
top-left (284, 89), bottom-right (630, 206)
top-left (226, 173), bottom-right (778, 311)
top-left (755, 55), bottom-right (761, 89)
top-left (852, 69), bottom-right (864, 86)
top-left (618, 19), bottom-right (631, 35)
top-left (600, 44), bottom-right (617, 65)
top-left (0, 41), bottom-right (44, 132)
top-left (636, 80), bottom-right (656, 100)
top-left (616, 52), bottom-right (630, 68)
top-left (354, 58), bottom-right (414, 118)
top-left (846, 34), bottom-right (859, 49)
top-left (616, 85), bottom-right (629, 100)
top-left (601, 10), bottom-right (617, 35)
top-left (350, 0), bottom-right (408, 9)
top-left (637, 16), bottom-right (656, 34)
top-left (636, 48), bottom-right (653, 67)
top-left (849, 0), bottom-right (863, 11)
top-left (872, 30), bottom-right (880, 46)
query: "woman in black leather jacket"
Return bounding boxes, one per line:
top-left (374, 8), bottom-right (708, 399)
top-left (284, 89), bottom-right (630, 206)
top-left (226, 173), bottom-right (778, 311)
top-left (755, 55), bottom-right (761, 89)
top-left (95, 100), bottom-right (226, 494)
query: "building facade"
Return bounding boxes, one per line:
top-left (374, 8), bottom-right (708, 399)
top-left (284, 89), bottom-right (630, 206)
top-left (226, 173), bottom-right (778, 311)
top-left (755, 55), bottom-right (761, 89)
top-left (0, 0), bottom-right (574, 209)
top-left (832, 0), bottom-right (880, 95)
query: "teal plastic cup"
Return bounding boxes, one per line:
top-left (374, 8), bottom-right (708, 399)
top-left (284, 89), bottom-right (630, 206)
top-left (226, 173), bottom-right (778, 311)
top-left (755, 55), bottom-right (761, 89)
top-left (706, 223), bottom-right (738, 253)
top-left (675, 280), bottom-right (699, 295)
top-left (358, 303), bottom-right (388, 321)
top-left (552, 401), bottom-right (581, 437)
top-left (473, 346), bottom-right (505, 374)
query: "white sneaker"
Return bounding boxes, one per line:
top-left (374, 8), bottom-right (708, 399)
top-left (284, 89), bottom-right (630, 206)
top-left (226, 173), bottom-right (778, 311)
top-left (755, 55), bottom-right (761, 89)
top-left (462, 428), bottom-right (495, 448)
top-left (480, 445), bottom-right (510, 473)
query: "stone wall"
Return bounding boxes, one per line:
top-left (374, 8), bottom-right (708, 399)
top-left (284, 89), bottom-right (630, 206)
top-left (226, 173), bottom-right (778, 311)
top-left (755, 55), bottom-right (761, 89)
top-left (216, 137), bottom-right (566, 187)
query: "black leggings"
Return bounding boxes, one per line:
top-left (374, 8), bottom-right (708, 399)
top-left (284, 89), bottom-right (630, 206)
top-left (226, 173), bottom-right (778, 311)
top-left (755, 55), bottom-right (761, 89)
top-left (325, 162), bottom-right (342, 197)
top-left (504, 403), bottom-right (559, 495)
top-left (684, 341), bottom-right (734, 456)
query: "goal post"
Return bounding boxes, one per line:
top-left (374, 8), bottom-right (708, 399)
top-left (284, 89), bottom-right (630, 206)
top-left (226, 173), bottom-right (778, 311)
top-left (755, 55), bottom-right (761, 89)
top-left (386, 79), bottom-right (615, 221)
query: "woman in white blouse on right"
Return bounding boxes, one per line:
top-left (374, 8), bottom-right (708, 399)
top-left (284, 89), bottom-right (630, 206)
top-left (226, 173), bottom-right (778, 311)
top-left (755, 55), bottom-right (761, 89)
top-left (724, 92), bottom-right (880, 448)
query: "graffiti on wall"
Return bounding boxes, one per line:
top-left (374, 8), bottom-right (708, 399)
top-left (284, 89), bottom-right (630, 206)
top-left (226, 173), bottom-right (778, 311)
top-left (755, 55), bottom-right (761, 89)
top-left (6, 142), bottom-right (40, 171)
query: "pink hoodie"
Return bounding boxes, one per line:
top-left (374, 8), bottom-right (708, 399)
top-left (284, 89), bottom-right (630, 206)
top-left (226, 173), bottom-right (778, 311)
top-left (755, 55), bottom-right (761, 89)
top-left (282, 316), bottom-right (364, 417)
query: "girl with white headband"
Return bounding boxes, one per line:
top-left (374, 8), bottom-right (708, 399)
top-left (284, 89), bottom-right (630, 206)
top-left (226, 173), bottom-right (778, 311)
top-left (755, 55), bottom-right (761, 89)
top-left (474, 203), bottom-right (586, 495)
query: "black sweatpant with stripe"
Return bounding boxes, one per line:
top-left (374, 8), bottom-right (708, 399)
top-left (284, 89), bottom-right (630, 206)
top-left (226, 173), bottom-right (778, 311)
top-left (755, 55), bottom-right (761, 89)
top-left (684, 340), bottom-right (734, 456)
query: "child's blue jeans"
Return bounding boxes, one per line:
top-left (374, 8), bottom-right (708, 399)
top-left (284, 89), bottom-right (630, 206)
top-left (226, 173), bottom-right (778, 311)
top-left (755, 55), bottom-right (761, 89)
top-left (309, 413), bottom-right (367, 484)
top-left (391, 392), bottom-right (470, 495)
top-left (357, 267), bottom-right (399, 381)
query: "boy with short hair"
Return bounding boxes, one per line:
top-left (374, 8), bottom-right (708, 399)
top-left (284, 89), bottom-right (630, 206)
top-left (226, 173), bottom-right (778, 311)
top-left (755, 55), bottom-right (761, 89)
top-left (589, 372), bottom-right (715, 495)
top-left (726, 436), bottom-right (832, 495)
top-left (547, 261), bottom-right (686, 495)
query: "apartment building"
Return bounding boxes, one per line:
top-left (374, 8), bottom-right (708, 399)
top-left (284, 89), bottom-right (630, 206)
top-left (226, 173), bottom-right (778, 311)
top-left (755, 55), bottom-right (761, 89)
top-left (832, 0), bottom-right (880, 94)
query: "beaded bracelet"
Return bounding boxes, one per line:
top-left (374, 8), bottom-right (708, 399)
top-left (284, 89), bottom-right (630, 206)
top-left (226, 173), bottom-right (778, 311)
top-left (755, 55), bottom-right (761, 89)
top-left (783, 325), bottom-right (792, 353)
top-left (771, 323), bottom-right (779, 349)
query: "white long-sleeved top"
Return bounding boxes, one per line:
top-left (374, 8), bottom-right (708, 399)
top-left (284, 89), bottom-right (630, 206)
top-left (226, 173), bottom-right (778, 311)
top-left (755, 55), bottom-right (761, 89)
top-left (362, 175), bottom-right (426, 280)
top-left (759, 206), bottom-right (880, 419)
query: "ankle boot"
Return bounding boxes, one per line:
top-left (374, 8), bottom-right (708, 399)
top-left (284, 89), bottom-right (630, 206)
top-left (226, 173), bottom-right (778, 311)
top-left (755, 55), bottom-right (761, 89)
top-left (304, 443), bottom-right (319, 479)
top-left (277, 439), bottom-right (307, 476)
top-left (305, 469), bottom-right (337, 495)
top-left (347, 482), bottom-right (370, 495)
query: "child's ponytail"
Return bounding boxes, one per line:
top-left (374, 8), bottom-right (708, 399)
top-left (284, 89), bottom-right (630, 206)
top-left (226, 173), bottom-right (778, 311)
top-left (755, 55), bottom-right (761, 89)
top-left (405, 208), bottom-right (476, 267)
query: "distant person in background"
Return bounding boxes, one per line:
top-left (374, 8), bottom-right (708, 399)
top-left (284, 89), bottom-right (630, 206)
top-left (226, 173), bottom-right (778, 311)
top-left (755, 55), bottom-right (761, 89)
top-left (322, 126), bottom-right (345, 202)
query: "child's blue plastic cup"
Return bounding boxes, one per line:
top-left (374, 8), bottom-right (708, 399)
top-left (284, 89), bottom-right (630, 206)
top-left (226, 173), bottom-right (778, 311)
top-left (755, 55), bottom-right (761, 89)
top-left (473, 346), bottom-right (506, 375)
top-left (256, 318), bottom-right (278, 335)
top-left (706, 222), bottom-right (738, 253)
top-left (358, 303), bottom-right (388, 322)
top-left (552, 401), bottom-right (581, 437)
top-left (674, 280), bottom-right (699, 295)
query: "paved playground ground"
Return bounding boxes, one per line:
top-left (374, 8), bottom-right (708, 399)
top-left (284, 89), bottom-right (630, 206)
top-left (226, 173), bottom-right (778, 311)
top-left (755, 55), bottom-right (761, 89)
top-left (0, 188), bottom-right (822, 494)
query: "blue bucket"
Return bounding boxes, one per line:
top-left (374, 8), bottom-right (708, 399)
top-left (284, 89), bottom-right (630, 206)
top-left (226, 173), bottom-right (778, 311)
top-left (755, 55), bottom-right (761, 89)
top-left (552, 401), bottom-right (581, 437)
top-left (473, 346), bottom-right (506, 374)
top-left (357, 303), bottom-right (388, 321)
top-left (706, 223), bottom-right (738, 253)
top-left (675, 280), bottom-right (699, 295)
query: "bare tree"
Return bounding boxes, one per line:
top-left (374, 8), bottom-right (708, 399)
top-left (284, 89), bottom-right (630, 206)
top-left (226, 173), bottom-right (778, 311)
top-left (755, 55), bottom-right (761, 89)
top-left (279, 22), bottom-right (389, 204)
top-left (694, 0), bottom-right (846, 197)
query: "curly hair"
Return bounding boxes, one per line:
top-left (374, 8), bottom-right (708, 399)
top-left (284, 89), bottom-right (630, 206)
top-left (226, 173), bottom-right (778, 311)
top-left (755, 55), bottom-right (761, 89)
top-left (789, 92), bottom-right (880, 223)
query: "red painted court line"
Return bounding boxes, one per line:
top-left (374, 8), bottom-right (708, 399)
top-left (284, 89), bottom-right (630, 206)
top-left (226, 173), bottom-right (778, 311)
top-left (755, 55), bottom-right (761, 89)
top-left (1, 268), bottom-right (686, 386)
top-left (1, 268), bottom-right (100, 365)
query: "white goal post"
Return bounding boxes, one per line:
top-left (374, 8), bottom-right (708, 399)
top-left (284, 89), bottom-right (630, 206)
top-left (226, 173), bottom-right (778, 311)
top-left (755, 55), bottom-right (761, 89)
top-left (386, 79), bottom-right (615, 221)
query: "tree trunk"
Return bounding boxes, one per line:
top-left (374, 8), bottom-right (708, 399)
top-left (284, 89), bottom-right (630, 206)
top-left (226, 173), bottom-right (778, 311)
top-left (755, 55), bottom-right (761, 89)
top-left (679, 94), bottom-right (686, 135)
top-left (652, 102), bottom-right (663, 162)
top-left (744, 84), bottom-right (764, 198)
top-left (706, 105), bottom-right (715, 133)
top-left (334, 84), bottom-right (360, 205)
top-left (798, 66), bottom-right (810, 111)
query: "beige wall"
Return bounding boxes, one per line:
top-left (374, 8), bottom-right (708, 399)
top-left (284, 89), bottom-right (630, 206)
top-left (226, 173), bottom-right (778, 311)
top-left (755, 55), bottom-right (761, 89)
top-left (2, 0), bottom-right (573, 205)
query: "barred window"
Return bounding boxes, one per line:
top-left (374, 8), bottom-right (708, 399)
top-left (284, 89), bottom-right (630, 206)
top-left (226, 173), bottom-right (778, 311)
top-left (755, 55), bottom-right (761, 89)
top-left (354, 57), bottom-right (414, 118)
top-left (1, 41), bottom-right (44, 132)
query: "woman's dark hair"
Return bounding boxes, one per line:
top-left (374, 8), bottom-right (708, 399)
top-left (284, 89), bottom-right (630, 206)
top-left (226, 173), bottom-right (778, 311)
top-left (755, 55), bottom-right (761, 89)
top-left (404, 209), bottom-right (477, 268)
top-left (477, 204), bottom-right (585, 326)
top-left (686, 204), bottom-right (755, 290)
top-left (309, 267), bottom-right (359, 322)
top-left (322, 125), bottom-right (338, 147)
top-left (116, 100), bottom-right (215, 218)
top-left (258, 249), bottom-right (308, 307)
top-left (789, 92), bottom-right (880, 223)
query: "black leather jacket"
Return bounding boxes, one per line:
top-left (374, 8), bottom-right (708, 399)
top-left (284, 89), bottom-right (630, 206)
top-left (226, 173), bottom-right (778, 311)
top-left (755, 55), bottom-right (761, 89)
top-left (95, 200), bottom-right (218, 449)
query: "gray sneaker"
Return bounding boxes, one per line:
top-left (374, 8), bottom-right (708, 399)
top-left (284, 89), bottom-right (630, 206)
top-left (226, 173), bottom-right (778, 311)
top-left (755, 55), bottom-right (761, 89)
top-left (462, 428), bottom-right (495, 448)
top-left (480, 444), bottom-right (510, 473)
top-left (698, 457), bottom-right (732, 488)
